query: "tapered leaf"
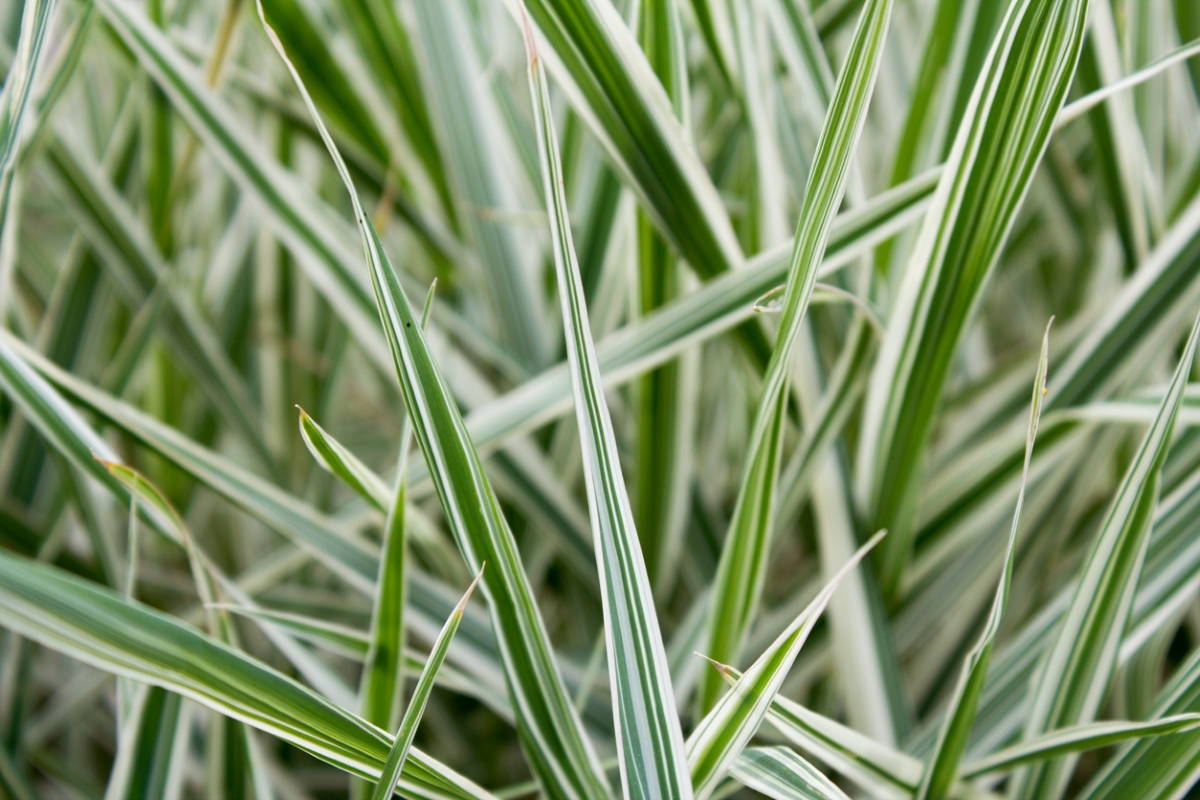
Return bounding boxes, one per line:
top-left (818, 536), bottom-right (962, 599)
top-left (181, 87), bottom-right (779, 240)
top-left (688, 530), bottom-right (884, 800)
top-left (299, 409), bottom-right (391, 509)
top-left (525, 14), bottom-right (691, 800)
top-left (1012, 310), bottom-right (1200, 800)
top-left (698, 0), bottom-right (894, 713)
top-left (962, 714), bottom-right (1200, 777)
top-left (371, 568), bottom-right (483, 800)
top-left (713, 662), bottom-right (923, 797)
top-left (0, 328), bottom-right (378, 588)
top-left (252, 5), bottom-right (610, 798)
top-left (915, 320), bottom-right (1051, 800)
top-left (857, 0), bottom-right (1090, 599)
top-left (361, 282), bottom-right (435, 742)
top-left (0, 551), bottom-right (496, 800)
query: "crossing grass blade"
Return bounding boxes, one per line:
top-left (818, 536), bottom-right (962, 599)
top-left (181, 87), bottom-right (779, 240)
top-left (251, 4), bottom-right (611, 797)
top-left (0, 551), bottom-right (497, 800)
top-left (524, 13), bottom-right (692, 800)
top-left (1079, 644), bottom-right (1200, 798)
top-left (453, 168), bottom-right (937, 470)
top-left (0, 326), bottom-right (508, 707)
top-left (370, 568), bottom-right (484, 800)
top-left (697, 0), bottom-right (895, 714)
top-left (857, 0), bottom-right (1091, 600)
top-left (687, 530), bottom-right (884, 800)
top-left (730, 747), bottom-right (850, 800)
top-left (713, 661), bottom-right (924, 797)
top-left (914, 320), bottom-right (1050, 800)
top-left (960, 714), bottom-right (1200, 778)
top-left (1011, 310), bottom-right (1200, 800)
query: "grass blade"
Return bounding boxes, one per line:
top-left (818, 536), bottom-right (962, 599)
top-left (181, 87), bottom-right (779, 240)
top-left (1080, 645), bottom-right (1200, 798)
top-left (857, 0), bottom-right (1090, 600)
top-left (1012, 310), bottom-right (1200, 800)
top-left (371, 568), bottom-right (484, 800)
top-left (252, 5), bottom-right (611, 797)
top-left (698, 0), bottom-right (894, 713)
top-left (298, 408), bottom-right (391, 509)
top-left (0, 552), bottom-right (495, 800)
top-left (687, 530), bottom-right (884, 800)
top-left (525, 13), bottom-right (692, 800)
top-left (915, 320), bottom-right (1051, 800)
top-left (731, 746), bottom-right (850, 800)
top-left (510, 0), bottom-right (743, 279)
top-left (962, 714), bottom-right (1200, 778)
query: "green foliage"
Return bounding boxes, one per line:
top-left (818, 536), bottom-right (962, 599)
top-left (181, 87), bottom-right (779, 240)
top-left (3, 0), bottom-right (1200, 798)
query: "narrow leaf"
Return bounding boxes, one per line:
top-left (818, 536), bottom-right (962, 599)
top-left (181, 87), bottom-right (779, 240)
top-left (524, 12), bottom-right (692, 800)
top-left (698, 0), bottom-right (895, 713)
top-left (915, 320), bottom-right (1052, 800)
top-left (731, 746), bottom-right (850, 800)
top-left (252, 5), bottom-right (610, 798)
top-left (687, 531), bottom-right (885, 799)
top-left (857, 0), bottom-right (1091, 598)
top-left (1012, 310), bottom-right (1200, 800)
top-left (963, 714), bottom-right (1200, 778)
top-left (370, 568), bottom-right (484, 800)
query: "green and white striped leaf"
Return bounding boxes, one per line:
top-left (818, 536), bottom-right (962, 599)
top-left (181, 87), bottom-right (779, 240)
top-left (298, 409), bottom-right (391, 509)
top-left (506, 0), bottom-right (743, 279)
top-left (731, 746), bottom-right (850, 800)
top-left (525, 13), bottom-right (691, 800)
top-left (688, 530), bottom-right (884, 800)
top-left (1080, 645), bottom-right (1200, 799)
top-left (370, 568), bottom-right (483, 800)
top-left (712, 660), bottom-right (923, 798)
top-left (962, 714), bottom-right (1200, 778)
top-left (857, 0), bottom-right (1091, 599)
top-left (915, 320), bottom-right (1051, 800)
top-left (1012, 310), bottom-right (1200, 800)
top-left (698, 0), bottom-right (894, 713)
top-left (360, 282), bottom-right (435, 749)
top-left (0, 551), bottom-right (496, 800)
top-left (252, 5), bottom-right (610, 798)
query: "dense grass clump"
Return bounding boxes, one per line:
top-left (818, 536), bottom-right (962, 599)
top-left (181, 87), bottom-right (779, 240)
top-left (2, 0), bottom-right (1200, 798)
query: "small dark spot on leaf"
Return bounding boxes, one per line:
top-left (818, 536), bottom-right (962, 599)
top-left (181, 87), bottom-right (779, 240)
top-left (406, 323), bottom-right (411, 328)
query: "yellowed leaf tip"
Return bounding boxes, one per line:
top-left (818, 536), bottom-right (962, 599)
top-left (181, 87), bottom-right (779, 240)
top-left (455, 562), bottom-right (487, 613)
top-left (693, 652), bottom-right (733, 677)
